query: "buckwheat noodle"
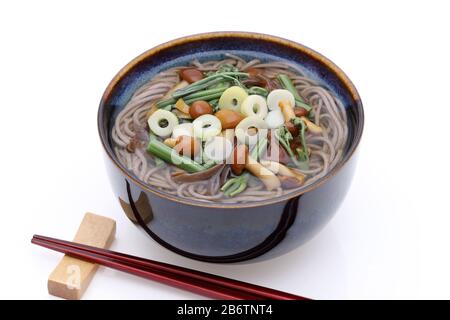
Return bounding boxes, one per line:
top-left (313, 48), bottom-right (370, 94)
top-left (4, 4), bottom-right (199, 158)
top-left (112, 55), bottom-right (348, 203)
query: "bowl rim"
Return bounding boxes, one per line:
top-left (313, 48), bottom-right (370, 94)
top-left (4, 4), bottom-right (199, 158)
top-left (98, 31), bottom-right (364, 209)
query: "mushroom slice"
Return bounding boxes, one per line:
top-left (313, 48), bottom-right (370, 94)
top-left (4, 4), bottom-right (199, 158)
top-left (260, 160), bottom-right (305, 184)
top-left (279, 176), bottom-right (303, 189)
top-left (300, 116), bottom-right (323, 134)
top-left (245, 155), bottom-right (280, 191)
top-left (171, 164), bottom-right (225, 183)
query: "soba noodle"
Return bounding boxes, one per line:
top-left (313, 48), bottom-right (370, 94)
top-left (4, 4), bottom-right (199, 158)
top-left (112, 55), bottom-right (348, 203)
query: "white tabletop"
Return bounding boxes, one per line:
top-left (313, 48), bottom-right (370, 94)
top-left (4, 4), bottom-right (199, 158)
top-left (1, 0), bottom-right (449, 299)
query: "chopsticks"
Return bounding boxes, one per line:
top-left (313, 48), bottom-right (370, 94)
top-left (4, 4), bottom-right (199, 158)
top-left (32, 234), bottom-right (308, 300)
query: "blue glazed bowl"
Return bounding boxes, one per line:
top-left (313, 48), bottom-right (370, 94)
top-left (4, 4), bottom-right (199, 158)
top-left (98, 32), bottom-right (364, 263)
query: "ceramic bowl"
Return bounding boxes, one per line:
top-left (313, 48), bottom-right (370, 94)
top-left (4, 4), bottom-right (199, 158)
top-left (98, 32), bottom-right (364, 263)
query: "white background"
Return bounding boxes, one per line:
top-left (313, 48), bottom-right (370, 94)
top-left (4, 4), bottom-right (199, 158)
top-left (1, 0), bottom-right (449, 299)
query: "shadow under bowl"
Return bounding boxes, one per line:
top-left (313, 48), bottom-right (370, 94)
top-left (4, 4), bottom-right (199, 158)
top-left (98, 32), bottom-right (364, 263)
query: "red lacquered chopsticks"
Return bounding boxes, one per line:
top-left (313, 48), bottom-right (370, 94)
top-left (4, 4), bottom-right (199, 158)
top-left (32, 234), bottom-right (308, 300)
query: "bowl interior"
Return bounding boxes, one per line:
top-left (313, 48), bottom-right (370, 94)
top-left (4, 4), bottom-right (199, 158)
top-left (99, 33), bottom-right (364, 207)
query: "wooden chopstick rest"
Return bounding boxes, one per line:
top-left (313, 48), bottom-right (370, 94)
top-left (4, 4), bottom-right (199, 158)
top-left (47, 212), bottom-right (116, 300)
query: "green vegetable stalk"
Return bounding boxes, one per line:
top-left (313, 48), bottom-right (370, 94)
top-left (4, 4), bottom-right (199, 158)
top-left (274, 122), bottom-right (309, 170)
top-left (208, 98), bottom-right (220, 112)
top-left (182, 86), bottom-right (228, 100)
top-left (291, 117), bottom-right (309, 168)
top-left (247, 86), bottom-right (269, 97)
top-left (149, 133), bottom-right (168, 167)
top-left (172, 77), bottom-right (225, 99)
top-left (157, 71), bottom-right (248, 108)
top-left (156, 98), bottom-right (176, 108)
top-left (184, 91), bottom-right (225, 105)
top-left (156, 86), bottom-right (229, 108)
top-left (277, 74), bottom-right (312, 112)
top-left (147, 138), bottom-right (204, 173)
top-left (216, 63), bottom-right (239, 73)
top-left (221, 174), bottom-right (248, 197)
top-left (172, 72), bottom-right (248, 98)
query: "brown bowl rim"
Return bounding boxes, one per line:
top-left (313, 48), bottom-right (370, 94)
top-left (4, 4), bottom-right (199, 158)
top-left (98, 31), bottom-right (364, 209)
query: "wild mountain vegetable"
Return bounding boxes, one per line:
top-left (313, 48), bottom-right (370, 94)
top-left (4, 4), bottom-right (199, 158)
top-left (184, 89), bottom-right (228, 105)
top-left (148, 81), bottom-right (189, 116)
top-left (147, 138), bottom-right (204, 173)
top-left (220, 174), bottom-right (248, 197)
top-left (277, 74), bottom-right (312, 112)
top-left (247, 86), bottom-right (269, 97)
top-left (274, 124), bottom-right (308, 170)
top-left (183, 86), bottom-right (229, 101)
top-left (291, 117), bottom-right (310, 169)
top-left (208, 98), bottom-right (220, 111)
top-left (157, 85), bottom-right (230, 108)
top-left (115, 55), bottom-right (348, 205)
top-left (285, 121), bottom-right (299, 136)
top-left (172, 72), bottom-right (248, 99)
top-left (206, 63), bottom-right (240, 75)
